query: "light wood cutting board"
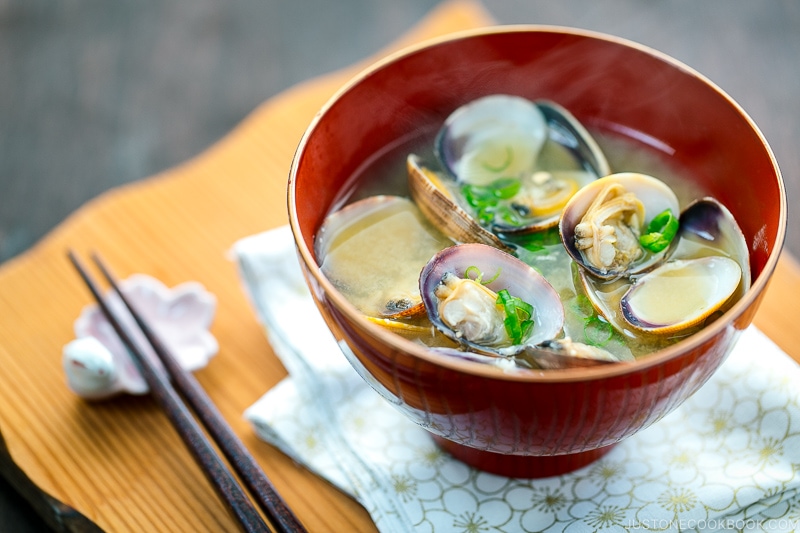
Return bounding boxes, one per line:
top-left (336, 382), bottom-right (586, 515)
top-left (0, 1), bottom-right (797, 531)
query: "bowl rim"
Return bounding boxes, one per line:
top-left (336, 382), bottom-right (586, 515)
top-left (288, 24), bottom-right (787, 383)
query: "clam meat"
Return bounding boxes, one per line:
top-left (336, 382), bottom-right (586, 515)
top-left (574, 180), bottom-right (646, 273)
top-left (434, 272), bottom-right (515, 348)
top-left (573, 190), bottom-right (750, 337)
top-left (561, 172), bottom-right (681, 280)
top-left (419, 243), bottom-right (565, 356)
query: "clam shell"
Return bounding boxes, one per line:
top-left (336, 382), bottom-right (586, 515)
top-left (673, 197), bottom-right (751, 292)
top-left (431, 96), bottom-right (609, 237)
top-left (620, 256), bottom-right (742, 334)
top-left (575, 264), bottom-right (635, 336)
top-left (560, 172), bottom-right (681, 280)
top-left (419, 243), bottom-right (564, 356)
top-left (518, 339), bottom-right (621, 369)
top-left (435, 94), bottom-right (548, 186)
top-left (407, 154), bottom-right (512, 252)
top-left (492, 101), bottom-right (610, 235)
top-left (315, 195), bottom-right (451, 319)
top-left (577, 195), bottom-right (751, 338)
top-left (536, 100), bottom-right (610, 179)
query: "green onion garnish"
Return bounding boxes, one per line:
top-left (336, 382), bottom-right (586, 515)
top-left (510, 226), bottom-right (562, 253)
top-left (464, 266), bottom-right (501, 285)
top-left (490, 178), bottom-right (521, 199)
top-left (639, 208), bottom-right (679, 253)
top-left (584, 316), bottom-right (613, 347)
top-left (496, 289), bottom-right (535, 345)
top-left (495, 205), bottom-right (523, 226)
top-left (462, 184), bottom-right (497, 209)
top-left (476, 206), bottom-right (496, 226)
top-left (461, 178), bottom-right (523, 228)
top-left (479, 145), bottom-right (513, 173)
top-left (464, 265), bottom-right (482, 282)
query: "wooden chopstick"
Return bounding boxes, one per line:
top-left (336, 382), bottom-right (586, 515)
top-left (89, 251), bottom-right (308, 533)
top-left (68, 250), bottom-right (307, 533)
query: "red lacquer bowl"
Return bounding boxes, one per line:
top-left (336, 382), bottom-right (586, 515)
top-left (287, 26), bottom-right (786, 477)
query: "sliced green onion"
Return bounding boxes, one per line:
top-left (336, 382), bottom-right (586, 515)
top-left (639, 208), bottom-right (679, 253)
top-left (496, 289), bottom-right (535, 345)
top-left (511, 226), bottom-right (562, 253)
top-left (571, 294), bottom-right (595, 319)
top-left (495, 205), bottom-right (523, 226)
top-left (476, 206), bottom-right (495, 226)
top-left (464, 265), bottom-right (482, 282)
top-left (464, 266), bottom-right (501, 285)
top-left (480, 145), bottom-right (513, 173)
top-left (490, 178), bottom-right (521, 199)
top-left (461, 178), bottom-right (524, 228)
top-left (482, 268), bottom-right (502, 285)
top-left (584, 316), bottom-right (613, 347)
top-left (461, 184), bottom-right (497, 209)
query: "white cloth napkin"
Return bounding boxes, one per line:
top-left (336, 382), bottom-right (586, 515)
top-left (233, 226), bottom-right (800, 533)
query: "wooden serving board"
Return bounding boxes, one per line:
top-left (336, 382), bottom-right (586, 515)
top-left (0, 1), bottom-right (797, 531)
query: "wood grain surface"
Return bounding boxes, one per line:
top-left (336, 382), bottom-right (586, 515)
top-left (0, 1), bottom-right (798, 532)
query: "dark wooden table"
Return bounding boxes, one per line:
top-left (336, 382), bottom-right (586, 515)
top-left (2, 1), bottom-right (798, 530)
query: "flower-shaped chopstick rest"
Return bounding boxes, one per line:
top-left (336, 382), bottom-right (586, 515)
top-left (63, 274), bottom-right (218, 400)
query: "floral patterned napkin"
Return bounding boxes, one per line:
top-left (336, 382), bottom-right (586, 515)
top-left (234, 226), bottom-right (800, 533)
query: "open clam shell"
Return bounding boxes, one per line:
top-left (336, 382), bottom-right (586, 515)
top-left (435, 94), bottom-right (548, 186)
top-left (432, 95), bottom-right (608, 236)
top-left (577, 194), bottom-right (751, 337)
top-left (620, 256), bottom-right (742, 334)
top-left (575, 264), bottom-right (635, 337)
top-left (315, 195), bottom-right (451, 319)
top-left (560, 172), bottom-right (681, 280)
top-left (673, 196), bottom-right (751, 292)
top-left (419, 243), bottom-right (565, 357)
top-left (537, 100), bottom-right (611, 179)
top-left (519, 339), bottom-right (621, 369)
top-left (407, 154), bottom-right (512, 252)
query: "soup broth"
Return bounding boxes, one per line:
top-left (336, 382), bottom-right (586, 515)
top-left (318, 124), bottom-right (744, 365)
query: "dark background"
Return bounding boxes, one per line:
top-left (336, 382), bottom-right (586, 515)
top-left (2, 1), bottom-right (798, 530)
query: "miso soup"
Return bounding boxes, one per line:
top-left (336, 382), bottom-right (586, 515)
top-left (316, 117), bottom-right (748, 367)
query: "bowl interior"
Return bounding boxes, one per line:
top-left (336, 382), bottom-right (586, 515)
top-left (290, 26), bottom-right (785, 366)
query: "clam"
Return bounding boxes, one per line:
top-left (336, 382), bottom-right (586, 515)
top-left (419, 243), bottom-right (565, 357)
top-left (521, 338), bottom-right (621, 369)
top-left (315, 195), bottom-right (452, 319)
top-left (560, 172), bottom-right (681, 280)
top-left (575, 193), bottom-right (750, 337)
top-left (432, 340), bottom-right (620, 371)
top-left (619, 256), bottom-right (742, 334)
top-left (574, 265), bottom-right (634, 336)
top-left (428, 94), bottom-right (608, 236)
top-left (407, 154), bottom-right (512, 251)
top-left (672, 197), bottom-right (751, 292)
top-left (536, 100), bottom-right (611, 182)
top-left (435, 94), bottom-right (549, 187)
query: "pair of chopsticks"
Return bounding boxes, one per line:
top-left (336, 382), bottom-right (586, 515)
top-left (68, 251), bottom-right (307, 533)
